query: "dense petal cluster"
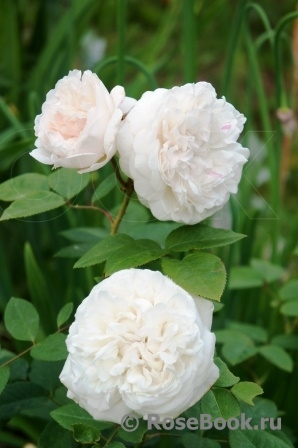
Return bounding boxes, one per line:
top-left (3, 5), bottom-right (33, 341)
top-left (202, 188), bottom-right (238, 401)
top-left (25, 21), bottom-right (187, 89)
top-left (30, 70), bottom-right (134, 173)
top-left (117, 82), bottom-right (249, 224)
top-left (60, 269), bottom-right (219, 423)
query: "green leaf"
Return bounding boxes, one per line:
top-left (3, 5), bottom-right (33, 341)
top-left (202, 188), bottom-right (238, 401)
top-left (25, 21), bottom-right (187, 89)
top-left (53, 386), bottom-right (73, 406)
top-left (74, 233), bottom-right (165, 274)
top-left (228, 323), bottom-right (268, 343)
top-left (240, 397), bottom-right (278, 422)
top-left (229, 429), bottom-right (291, 448)
top-left (0, 173), bottom-right (49, 201)
top-left (271, 334), bottom-right (298, 350)
top-left (118, 419), bottom-right (148, 444)
top-left (215, 329), bottom-right (253, 345)
top-left (39, 421), bottom-right (79, 448)
top-left (123, 222), bottom-right (181, 247)
top-left (280, 301), bottom-right (298, 317)
top-left (30, 333), bottom-right (68, 361)
top-left (222, 340), bottom-right (258, 366)
top-left (0, 366), bottom-right (10, 394)
top-left (4, 297), bottom-right (39, 342)
top-left (258, 345), bottom-right (293, 372)
top-left (92, 172), bottom-right (117, 202)
top-left (267, 429), bottom-right (295, 447)
top-left (279, 280), bottom-right (298, 301)
top-left (200, 388), bottom-right (241, 421)
top-left (231, 382), bottom-right (263, 405)
top-left (57, 303), bottom-right (74, 328)
top-left (60, 227), bottom-right (108, 243)
top-left (74, 234), bottom-right (133, 268)
top-left (166, 224), bottom-right (245, 252)
top-left (183, 399), bottom-right (201, 421)
top-left (214, 357), bottom-right (240, 387)
top-left (162, 252), bottom-right (226, 302)
top-left (250, 259), bottom-right (285, 283)
top-left (105, 239), bottom-right (165, 275)
top-left (72, 423), bottom-right (101, 444)
top-left (229, 266), bottom-right (263, 290)
top-left (0, 381), bottom-right (48, 421)
top-left (48, 168), bottom-right (90, 199)
top-left (51, 403), bottom-right (113, 432)
top-left (0, 191), bottom-right (65, 221)
top-left (55, 243), bottom-right (93, 259)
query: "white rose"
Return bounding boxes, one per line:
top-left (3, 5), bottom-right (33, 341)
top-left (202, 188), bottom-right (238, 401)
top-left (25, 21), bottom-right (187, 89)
top-left (117, 82), bottom-right (249, 224)
top-left (30, 70), bottom-right (135, 173)
top-left (60, 269), bottom-right (219, 423)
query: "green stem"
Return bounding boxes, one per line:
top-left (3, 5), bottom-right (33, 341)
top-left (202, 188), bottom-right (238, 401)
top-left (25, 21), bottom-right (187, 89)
top-left (0, 346), bottom-right (33, 368)
top-left (68, 203), bottom-right (113, 224)
top-left (0, 325), bottom-right (68, 369)
top-left (117, 0), bottom-right (126, 86)
top-left (110, 181), bottom-right (134, 235)
top-left (111, 157), bottom-right (127, 187)
top-left (274, 11), bottom-right (298, 108)
top-left (182, 0), bottom-right (195, 83)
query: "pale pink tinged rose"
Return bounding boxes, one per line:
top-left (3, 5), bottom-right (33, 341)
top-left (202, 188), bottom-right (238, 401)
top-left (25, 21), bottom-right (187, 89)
top-left (30, 70), bottom-right (136, 173)
top-left (117, 82), bottom-right (249, 224)
top-left (60, 269), bottom-right (219, 423)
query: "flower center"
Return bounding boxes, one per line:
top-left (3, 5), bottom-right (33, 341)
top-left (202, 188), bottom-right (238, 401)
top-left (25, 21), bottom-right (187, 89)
top-left (51, 111), bottom-right (87, 140)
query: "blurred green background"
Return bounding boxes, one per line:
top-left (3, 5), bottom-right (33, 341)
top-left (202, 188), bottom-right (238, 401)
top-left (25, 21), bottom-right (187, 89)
top-left (1, 0), bottom-right (298, 446)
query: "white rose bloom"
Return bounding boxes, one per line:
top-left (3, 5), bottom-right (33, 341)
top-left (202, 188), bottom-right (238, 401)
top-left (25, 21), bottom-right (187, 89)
top-left (30, 70), bottom-right (135, 173)
top-left (60, 269), bottom-right (219, 423)
top-left (117, 82), bottom-right (249, 224)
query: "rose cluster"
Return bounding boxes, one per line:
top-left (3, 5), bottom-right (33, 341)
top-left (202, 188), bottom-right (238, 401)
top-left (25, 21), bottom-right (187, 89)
top-left (31, 70), bottom-right (249, 224)
top-left (31, 70), bottom-right (247, 423)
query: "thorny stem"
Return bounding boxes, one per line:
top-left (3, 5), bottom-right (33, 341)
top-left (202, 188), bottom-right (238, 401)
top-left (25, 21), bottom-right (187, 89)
top-left (110, 180), bottom-right (134, 235)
